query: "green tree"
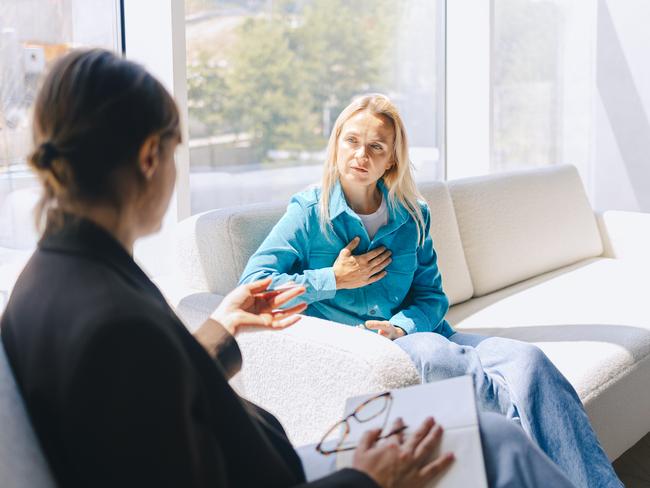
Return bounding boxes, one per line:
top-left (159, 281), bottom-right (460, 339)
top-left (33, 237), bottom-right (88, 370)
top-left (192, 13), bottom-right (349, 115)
top-left (187, 53), bottom-right (229, 135)
top-left (187, 0), bottom-right (401, 160)
top-left (222, 17), bottom-right (319, 157)
top-left (293, 0), bottom-right (398, 130)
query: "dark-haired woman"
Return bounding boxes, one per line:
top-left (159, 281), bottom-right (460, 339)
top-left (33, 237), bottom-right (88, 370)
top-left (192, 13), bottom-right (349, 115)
top-left (0, 50), bottom-right (577, 488)
top-left (0, 49), bottom-right (463, 488)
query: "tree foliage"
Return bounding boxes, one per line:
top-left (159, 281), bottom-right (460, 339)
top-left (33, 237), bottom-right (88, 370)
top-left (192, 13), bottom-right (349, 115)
top-left (187, 0), bottom-right (399, 159)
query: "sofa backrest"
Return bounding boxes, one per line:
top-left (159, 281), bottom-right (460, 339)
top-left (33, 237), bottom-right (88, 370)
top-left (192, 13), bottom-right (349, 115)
top-left (177, 183), bottom-right (474, 306)
top-left (177, 201), bottom-right (288, 297)
top-left (0, 341), bottom-right (56, 488)
top-left (418, 182), bottom-right (473, 305)
top-left (448, 165), bottom-right (603, 297)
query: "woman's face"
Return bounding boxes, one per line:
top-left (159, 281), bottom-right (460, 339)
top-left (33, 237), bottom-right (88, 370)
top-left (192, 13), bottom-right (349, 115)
top-left (335, 110), bottom-right (395, 190)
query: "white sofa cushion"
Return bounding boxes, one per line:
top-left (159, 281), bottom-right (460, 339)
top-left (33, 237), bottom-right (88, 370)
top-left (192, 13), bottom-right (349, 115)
top-left (448, 165), bottom-right (603, 297)
top-left (447, 257), bottom-right (650, 460)
top-left (419, 182), bottom-right (474, 305)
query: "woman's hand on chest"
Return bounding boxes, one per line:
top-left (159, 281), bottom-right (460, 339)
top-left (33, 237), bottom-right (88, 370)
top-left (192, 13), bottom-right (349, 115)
top-left (333, 236), bottom-right (393, 290)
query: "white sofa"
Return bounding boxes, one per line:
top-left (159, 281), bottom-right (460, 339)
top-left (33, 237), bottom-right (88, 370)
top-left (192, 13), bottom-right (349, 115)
top-left (0, 164), bottom-right (647, 486)
top-left (172, 164), bottom-right (650, 462)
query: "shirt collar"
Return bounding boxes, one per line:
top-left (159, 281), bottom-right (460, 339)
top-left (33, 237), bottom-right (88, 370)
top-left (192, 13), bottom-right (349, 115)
top-left (329, 178), bottom-right (410, 228)
top-left (328, 179), bottom-right (350, 220)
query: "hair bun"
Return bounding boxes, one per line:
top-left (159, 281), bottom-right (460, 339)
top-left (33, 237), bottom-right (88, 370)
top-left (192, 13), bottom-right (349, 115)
top-left (34, 142), bottom-right (60, 169)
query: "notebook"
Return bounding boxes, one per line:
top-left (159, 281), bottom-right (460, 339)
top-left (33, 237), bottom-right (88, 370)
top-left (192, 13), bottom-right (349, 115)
top-left (298, 375), bottom-right (487, 487)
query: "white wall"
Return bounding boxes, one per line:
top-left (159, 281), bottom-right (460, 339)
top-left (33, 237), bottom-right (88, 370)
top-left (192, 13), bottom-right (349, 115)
top-left (446, 0), bottom-right (491, 179)
top-left (123, 0), bottom-right (190, 278)
top-left (595, 0), bottom-right (650, 212)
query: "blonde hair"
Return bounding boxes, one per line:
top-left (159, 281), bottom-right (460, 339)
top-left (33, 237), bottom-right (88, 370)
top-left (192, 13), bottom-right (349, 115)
top-left (319, 94), bottom-right (426, 245)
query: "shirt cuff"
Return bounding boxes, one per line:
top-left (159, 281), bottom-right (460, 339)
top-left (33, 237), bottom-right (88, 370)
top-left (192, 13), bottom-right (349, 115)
top-left (389, 312), bottom-right (418, 335)
top-left (305, 266), bottom-right (337, 302)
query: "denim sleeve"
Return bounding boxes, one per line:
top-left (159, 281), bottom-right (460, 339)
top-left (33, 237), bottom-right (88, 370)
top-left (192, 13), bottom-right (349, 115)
top-left (389, 207), bottom-right (450, 335)
top-left (238, 200), bottom-right (337, 305)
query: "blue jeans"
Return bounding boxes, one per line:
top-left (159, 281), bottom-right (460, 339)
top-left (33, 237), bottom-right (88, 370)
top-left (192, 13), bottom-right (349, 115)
top-left (395, 332), bottom-right (622, 488)
top-left (479, 412), bottom-right (575, 488)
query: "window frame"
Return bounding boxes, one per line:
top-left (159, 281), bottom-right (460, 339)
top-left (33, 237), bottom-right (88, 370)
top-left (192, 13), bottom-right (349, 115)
top-left (122, 0), bottom-right (191, 278)
top-left (123, 0), bottom-right (191, 221)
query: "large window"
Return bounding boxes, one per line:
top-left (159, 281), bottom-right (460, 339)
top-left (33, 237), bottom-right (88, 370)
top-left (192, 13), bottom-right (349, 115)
top-left (490, 1), bottom-right (650, 213)
top-left (185, 0), bottom-right (445, 214)
top-left (491, 1), bottom-right (594, 179)
top-left (0, 0), bottom-right (121, 308)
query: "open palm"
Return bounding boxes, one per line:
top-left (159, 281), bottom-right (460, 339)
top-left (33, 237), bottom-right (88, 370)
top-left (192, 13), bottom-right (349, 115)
top-left (212, 278), bottom-right (307, 335)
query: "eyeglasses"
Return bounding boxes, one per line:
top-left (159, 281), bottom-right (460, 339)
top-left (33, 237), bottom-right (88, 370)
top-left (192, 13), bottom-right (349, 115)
top-left (316, 391), bottom-right (408, 455)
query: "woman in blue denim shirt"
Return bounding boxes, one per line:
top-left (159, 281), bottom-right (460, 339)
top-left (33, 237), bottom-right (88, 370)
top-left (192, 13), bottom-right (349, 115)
top-left (240, 94), bottom-right (621, 488)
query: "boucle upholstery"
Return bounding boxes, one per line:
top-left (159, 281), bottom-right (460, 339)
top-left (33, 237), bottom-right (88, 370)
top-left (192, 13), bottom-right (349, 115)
top-left (236, 315), bottom-right (420, 445)
top-left (176, 201), bottom-right (289, 296)
top-left (448, 165), bottom-right (603, 296)
top-left (0, 342), bottom-right (55, 488)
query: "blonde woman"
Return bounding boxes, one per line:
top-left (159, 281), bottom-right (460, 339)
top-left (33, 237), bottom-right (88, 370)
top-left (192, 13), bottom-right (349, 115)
top-left (240, 94), bottom-right (620, 488)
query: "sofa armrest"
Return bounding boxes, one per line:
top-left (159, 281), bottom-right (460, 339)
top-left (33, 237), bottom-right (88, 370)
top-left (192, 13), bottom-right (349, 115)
top-left (235, 315), bottom-right (420, 446)
top-left (174, 204), bottom-right (289, 297)
top-left (596, 210), bottom-right (650, 263)
top-left (171, 292), bottom-right (420, 446)
top-left (174, 214), bottom-right (226, 294)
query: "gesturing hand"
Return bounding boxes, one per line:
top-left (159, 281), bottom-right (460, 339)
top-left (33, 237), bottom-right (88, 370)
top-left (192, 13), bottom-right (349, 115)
top-left (210, 278), bottom-right (307, 336)
top-left (334, 237), bottom-right (392, 290)
top-left (352, 417), bottom-right (454, 488)
top-left (364, 321), bottom-right (406, 340)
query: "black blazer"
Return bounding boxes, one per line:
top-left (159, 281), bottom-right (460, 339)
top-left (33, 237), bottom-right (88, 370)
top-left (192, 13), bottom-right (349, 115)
top-left (1, 217), bottom-right (376, 488)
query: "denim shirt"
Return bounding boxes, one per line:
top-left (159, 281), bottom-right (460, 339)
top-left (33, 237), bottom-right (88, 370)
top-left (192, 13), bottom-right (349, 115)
top-left (239, 180), bottom-right (454, 337)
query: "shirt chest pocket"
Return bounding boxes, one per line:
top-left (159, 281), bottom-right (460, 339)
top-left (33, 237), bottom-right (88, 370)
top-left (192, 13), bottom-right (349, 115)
top-left (382, 252), bottom-right (417, 304)
top-left (386, 252), bottom-right (417, 275)
top-left (307, 252), bottom-right (338, 270)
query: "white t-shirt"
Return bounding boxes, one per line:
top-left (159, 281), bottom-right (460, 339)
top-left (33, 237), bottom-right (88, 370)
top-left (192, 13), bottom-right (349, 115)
top-left (358, 195), bottom-right (388, 240)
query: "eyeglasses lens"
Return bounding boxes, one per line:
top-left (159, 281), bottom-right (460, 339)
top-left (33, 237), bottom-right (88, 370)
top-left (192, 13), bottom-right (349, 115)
top-left (355, 394), bottom-right (389, 422)
top-left (318, 420), bottom-right (349, 454)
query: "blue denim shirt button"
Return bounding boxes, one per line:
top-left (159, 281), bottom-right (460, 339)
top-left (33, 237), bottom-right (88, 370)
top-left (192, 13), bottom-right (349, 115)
top-left (369, 309), bottom-right (376, 315)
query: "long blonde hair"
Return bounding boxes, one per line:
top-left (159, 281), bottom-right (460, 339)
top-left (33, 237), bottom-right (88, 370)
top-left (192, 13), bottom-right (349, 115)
top-left (319, 94), bottom-right (426, 245)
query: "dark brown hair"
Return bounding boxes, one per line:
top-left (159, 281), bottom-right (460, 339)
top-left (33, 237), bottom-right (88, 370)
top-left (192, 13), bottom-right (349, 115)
top-left (28, 49), bottom-right (180, 230)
